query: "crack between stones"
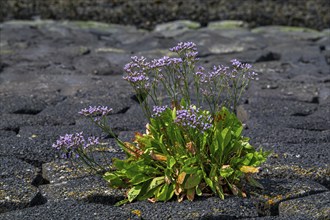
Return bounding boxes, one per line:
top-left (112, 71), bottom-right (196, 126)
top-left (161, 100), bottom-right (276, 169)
top-left (115, 106), bottom-right (130, 114)
top-left (258, 190), bottom-right (329, 217)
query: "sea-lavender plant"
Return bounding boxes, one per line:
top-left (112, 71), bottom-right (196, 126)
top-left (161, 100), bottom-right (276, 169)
top-left (123, 42), bottom-right (257, 116)
top-left (53, 42), bottom-right (268, 206)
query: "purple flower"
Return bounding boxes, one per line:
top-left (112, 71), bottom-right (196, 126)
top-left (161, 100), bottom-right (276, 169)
top-left (53, 132), bottom-right (100, 158)
top-left (152, 105), bottom-right (168, 117)
top-left (229, 59), bottom-right (257, 79)
top-left (123, 57), bottom-right (151, 91)
top-left (197, 65), bottom-right (229, 83)
top-left (124, 56), bottom-right (150, 72)
top-left (185, 51), bottom-right (199, 61)
top-left (231, 59), bottom-right (242, 68)
top-left (79, 106), bottom-right (113, 117)
top-left (123, 56), bottom-right (151, 89)
top-left (175, 105), bottom-right (212, 131)
top-left (150, 56), bottom-right (170, 68)
top-left (52, 132), bottom-right (85, 158)
top-left (169, 42), bottom-right (197, 53)
top-left (150, 57), bottom-right (183, 69)
top-left (86, 136), bottom-right (100, 148)
top-left (123, 72), bottom-right (149, 84)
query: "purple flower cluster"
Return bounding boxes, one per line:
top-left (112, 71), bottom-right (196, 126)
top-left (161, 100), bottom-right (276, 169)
top-left (185, 51), bottom-right (199, 59)
top-left (175, 105), bottom-right (212, 131)
top-left (123, 72), bottom-right (150, 86)
top-left (79, 106), bottom-right (113, 117)
top-left (123, 56), bottom-right (151, 90)
top-left (152, 105), bottom-right (168, 117)
top-left (170, 42), bottom-right (197, 53)
top-left (149, 56), bottom-right (183, 69)
top-left (52, 132), bottom-right (100, 158)
top-left (124, 56), bottom-right (149, 72)
top-left (230, 59), bottom-right (257, 79)
top-left (197, 65), bottom-right (229, 83)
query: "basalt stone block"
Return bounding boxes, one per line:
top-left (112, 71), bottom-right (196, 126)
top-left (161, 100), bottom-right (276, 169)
top-left (73, 55), bottom-right (122, 75)
top-left (279, 191), bottom-right (330, 220)
top-left (0, 157), bottom-right (36, 180)
top-left (39, 175), bottom-right (124, 204)
top-left (0, 135), bottom-right (55, 164)
top-left (240, 216), bottom-right (312, 220)
top-left (106, 104), bottom-right (148, 132)
top-left (249, 178), bottom-right (328, 216)
top-left (0, 130), bottom-right (16, 138)
top-left (0, 113), bottom-right (46, 131)
top-left (154, 20), bottom-right (201, 38)
top-left (42, 151), bottom-right (125, 184)
top-left (0, 177), bottom-right (44, 213)
top-left (245, 97), bottom-right (319, 117)
top-left (0, 199), bottom-right (132, 220)
top-left (119, 196), bottom-right (258, 219)
top-left (0, 95), bottom-right (47, 114)
top-left (244, 122), bottom-right (330, 146)
top-left (262, 142), bottom-right (330, 168)
top-left (175, 30), bottom-right (251, 56)
top-left (259, 164), bottom-right (330, 189)
top-left (251, 26), bottom-right (325, 41)
top-left (207, 20), bottom-right (249, 29)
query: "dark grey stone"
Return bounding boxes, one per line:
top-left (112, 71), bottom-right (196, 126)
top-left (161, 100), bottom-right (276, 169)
top-left (0, 200), bottom-right (132, 220)
top-left (39, 175), bottom-right (124, 203)
top-left (279, 191), bottom-right (330, 220)
top-left (1, 19), bottom-right (330, 219)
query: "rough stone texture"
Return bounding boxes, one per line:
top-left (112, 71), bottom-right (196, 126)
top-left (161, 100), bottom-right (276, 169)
top-left (0, 0), bottom-right (329, 31)
top-left (279, 191), bottom-right (330, 220)
top-left (0, 200), bottom-right (133, 220)
top-left (0, 19), bottom-right (329, 219)
top-left (249, 179), bottom-right (328, 216)
top-left (39, 175), bottom-right (125, 203)
top-left (119, 196), bottom-right (259, 219)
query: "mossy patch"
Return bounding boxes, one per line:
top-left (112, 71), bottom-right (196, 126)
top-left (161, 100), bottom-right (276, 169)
top-left (208, 20), bottom-right (248, 30)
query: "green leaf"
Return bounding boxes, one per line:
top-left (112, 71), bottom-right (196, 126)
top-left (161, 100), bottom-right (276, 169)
top-left (184, 172), bottom-right (202, 189)
top-left (168, 157), bottom-right (176, 169)
top-left (209, 164), bottom-right (218, 178)
top-left (128, 185), bottom-right (142, 202)
top-left (234, 125), bottom-right (243, 137)
top-left (138, 183), bottom-right (160, 201)
top-left (184, 157), bottom-right (197, 166)
top-left (114, 199), bottom-right (129, 206)
top-left (215, 183), bottom-right (224, 200)
top-left (172, 107), bottom-right (176, 120)
top-left (241, 153), bottom-right (254, 165)
top-left (130, 174), bottom-right (153, 185)
top-left (156, 183), bottom-right (173, 201)
top-left (180, 98), bottom-right (187, 107)
top-left (220, 166), bottom-right (234, 178)
top-left (103, 172), bottom-right (125, 188)
top-left (204, 177), bottom-right (215, 193)
top-left (243, 142), bottom-right (253, 150)
top-left (186, 187), bottom-right (195, 201)
top-left (113, 159), bottom-right (128, 170)
top-left (221, 127), bottom-right (231, 148)
top-left (246, 176), bottom-right (264, 189)
top-left (148, 176), bottom-right (165, 191)
top-left (196, 186), bottom-right (202, 196)
top-left (182, 166), bottom-right (199, 174)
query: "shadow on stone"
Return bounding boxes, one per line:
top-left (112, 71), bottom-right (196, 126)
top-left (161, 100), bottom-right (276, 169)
top-left (255, 52), bottom-right (281, 62)
top-left (13, 108), bottom-right (42, 115)
top-left (29, 192), bottom-right (48, 207)
top-left (82, 194), bottom-right (125, 206)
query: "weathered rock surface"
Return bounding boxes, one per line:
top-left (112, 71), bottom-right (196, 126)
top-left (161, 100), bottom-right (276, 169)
top-left (0, 19), bottom-right (329, 219)
top-left (1, 0), bottom-right (329, 31)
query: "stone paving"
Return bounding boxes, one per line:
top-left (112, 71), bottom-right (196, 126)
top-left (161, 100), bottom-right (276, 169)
top-left (0, 20), bottom-right (329, 219)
